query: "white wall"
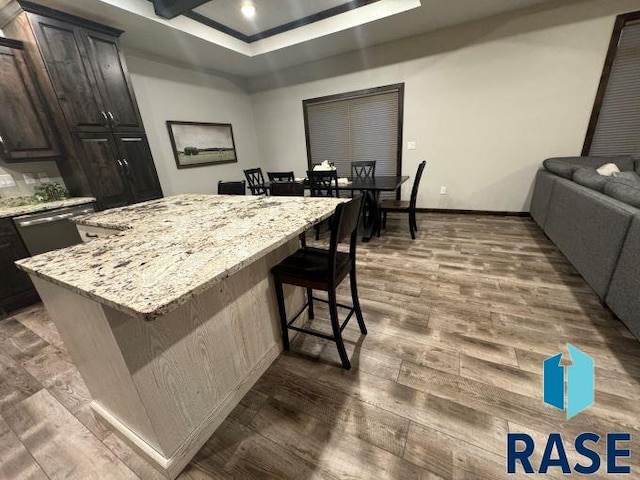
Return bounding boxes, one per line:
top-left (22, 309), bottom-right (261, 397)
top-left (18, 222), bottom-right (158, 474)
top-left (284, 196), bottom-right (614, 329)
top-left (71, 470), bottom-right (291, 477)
top-left (249, 0), bottom-right (640, 212)
top-left (126, 54), bottom-right (260, 196)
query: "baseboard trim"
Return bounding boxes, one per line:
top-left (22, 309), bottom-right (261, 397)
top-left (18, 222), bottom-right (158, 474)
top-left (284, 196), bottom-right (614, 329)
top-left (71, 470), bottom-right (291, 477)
top-left (92, 342), bottom-right (282, 479)
top-left (415, 208), bottom-right (530, 217)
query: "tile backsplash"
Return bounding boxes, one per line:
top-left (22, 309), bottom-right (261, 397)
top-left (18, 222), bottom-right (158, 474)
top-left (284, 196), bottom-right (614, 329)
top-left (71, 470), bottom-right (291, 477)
top-left (0, 158), bottom-right (65, 199)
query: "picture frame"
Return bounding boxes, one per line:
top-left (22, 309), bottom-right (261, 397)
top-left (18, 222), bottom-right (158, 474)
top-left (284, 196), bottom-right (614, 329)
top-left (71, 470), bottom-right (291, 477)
top-left (166, 121), bottom-right (238, 169)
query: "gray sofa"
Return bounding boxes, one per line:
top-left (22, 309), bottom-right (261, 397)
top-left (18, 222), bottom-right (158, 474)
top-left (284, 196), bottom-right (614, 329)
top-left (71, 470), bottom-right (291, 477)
top-left (530, 156), bottom-right (640, 340)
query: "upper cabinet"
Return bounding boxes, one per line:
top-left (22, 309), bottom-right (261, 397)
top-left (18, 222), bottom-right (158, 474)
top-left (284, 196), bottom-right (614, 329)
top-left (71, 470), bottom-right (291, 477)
top-left (30, 13), bottom-right (144, 133)
top-left (0, 38), bottom-right (61, 161)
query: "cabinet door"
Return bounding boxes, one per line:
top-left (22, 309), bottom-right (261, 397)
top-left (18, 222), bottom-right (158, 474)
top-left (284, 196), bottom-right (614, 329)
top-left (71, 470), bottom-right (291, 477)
top-left (0, 44), bottom-right (61, 161)
top-left (29, 14), bottom-right (109, 132)
top-left (115, 134), bottom-right (163, 203)
top-left (75, 133), bottom-right (129, 210)
top-left (83, 30), bottom-right (144, 132)
top-left (0, 220), bottom-right (37, 313)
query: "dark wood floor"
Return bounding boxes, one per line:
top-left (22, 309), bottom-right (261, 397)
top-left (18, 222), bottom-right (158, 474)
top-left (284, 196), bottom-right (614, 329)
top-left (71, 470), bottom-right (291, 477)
top-left (1, 214), bottom-right (639, 479)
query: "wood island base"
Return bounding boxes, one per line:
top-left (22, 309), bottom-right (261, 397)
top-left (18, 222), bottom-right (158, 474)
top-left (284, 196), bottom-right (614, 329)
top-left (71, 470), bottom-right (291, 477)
top-left (29, 238), bottom-right (306, 479)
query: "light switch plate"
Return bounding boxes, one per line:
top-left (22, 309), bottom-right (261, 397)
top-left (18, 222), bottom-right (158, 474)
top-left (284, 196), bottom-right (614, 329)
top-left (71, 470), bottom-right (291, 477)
top-left (0, 174), bottom-right (16, 188)
top-left (23, 173), bottom-right (36, 185)
top-left (407, 141), bottom-right (417, 150)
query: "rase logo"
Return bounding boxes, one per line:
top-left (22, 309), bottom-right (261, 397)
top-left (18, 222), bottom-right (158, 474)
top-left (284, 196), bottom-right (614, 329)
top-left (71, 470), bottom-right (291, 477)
top-left (544, 343), bottom-right (594, 419)
top-left (507, 344), bottom-right (631, 475)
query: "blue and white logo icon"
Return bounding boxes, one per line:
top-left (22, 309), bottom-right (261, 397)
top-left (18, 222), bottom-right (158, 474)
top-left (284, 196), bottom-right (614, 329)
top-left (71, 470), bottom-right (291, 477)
top-left (543, 344), bottom-right (594, 419)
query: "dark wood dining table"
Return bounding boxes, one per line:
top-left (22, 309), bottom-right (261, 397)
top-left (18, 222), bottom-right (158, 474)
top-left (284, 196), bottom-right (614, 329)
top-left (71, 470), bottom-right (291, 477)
top-left (264, 175), bottom-right (410, 241)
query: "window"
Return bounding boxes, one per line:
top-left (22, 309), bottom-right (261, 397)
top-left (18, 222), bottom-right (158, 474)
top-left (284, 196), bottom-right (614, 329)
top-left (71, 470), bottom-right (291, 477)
top-left (584, 12), bottom-right (640, 155)
top-left (303, 84), bottom-right (404, 192)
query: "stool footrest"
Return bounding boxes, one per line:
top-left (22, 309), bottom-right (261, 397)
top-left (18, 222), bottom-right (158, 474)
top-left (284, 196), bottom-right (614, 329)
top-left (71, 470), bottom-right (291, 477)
top-left (286, 303), bottom-right (309, 327)
top-left (311, 296), bottom-right (353, 311)
top-left (288, 325), bottom-right (335, 341)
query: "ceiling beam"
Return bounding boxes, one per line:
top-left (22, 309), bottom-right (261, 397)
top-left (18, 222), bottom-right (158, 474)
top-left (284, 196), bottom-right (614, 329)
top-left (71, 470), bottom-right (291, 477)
top-left (152, 0), bottom-right (211, 19)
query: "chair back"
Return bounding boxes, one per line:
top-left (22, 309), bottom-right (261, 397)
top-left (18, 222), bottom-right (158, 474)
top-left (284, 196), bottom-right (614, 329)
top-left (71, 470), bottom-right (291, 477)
top-left (218, 180), bottom-right (246, 195)
top-left (326, 196), bottom-right (364, 277)
top-left (351, 161), bottom-right (376, 179)
top-left (307, 170), bottom-right (339, 198)
top-left (267, 171), bottom-right (295, 182)
top-left (409, 161), bottom-right (427, 209)
top-left (270, 181), bottom-right (305, 197)
top-left (243, 168), bottom-right (267, 195)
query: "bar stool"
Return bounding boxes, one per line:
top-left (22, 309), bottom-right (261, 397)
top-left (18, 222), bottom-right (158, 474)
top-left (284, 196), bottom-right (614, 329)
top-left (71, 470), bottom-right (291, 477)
top-left (271, 195), bottom-right (366, 369)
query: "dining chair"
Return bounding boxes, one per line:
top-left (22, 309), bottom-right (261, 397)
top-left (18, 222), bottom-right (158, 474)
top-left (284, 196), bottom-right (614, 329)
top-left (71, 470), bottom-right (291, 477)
top-left (270, 181), bottom-right (305, 197)
top-left (308, 170), bottom-right (340, 239)
top-left (378, 161), bottom-right (426, 239)
top-left (243, 168), bottom-right (267, 195)
top-left (271, 195), bottom-right (366, 370)
top-left (267, 171), bottom-right (295, 182)
top-left (217, 180), bottom-right (246, 195)
top-left (351, 161), bottom-right (376, 179)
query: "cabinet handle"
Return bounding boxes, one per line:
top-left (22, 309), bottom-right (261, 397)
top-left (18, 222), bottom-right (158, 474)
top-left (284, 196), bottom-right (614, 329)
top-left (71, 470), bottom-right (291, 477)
top-left (122, 158), bottom-right (133, 177)
top-left (116, 158), bottom-right (123, 168)
top-left (85, 232), bottom-right (99, 238)
top-left (0, 135), bottom-right (6, 154)
top-left (107, 111), bottom-right (116, 125)
top-left (100, 111), bottom-right (108, 126)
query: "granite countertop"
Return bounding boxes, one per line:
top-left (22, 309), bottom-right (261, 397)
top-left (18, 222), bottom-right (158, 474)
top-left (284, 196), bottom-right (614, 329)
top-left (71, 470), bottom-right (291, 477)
top-left (0, 197), bottom-right (96, 219)
top-left (17, 194), bottom-right (345, 321)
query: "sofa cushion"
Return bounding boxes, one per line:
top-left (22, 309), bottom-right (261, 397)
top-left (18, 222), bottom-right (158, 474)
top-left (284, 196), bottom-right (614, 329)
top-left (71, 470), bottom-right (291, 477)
top-left (604, 174), bottom-right (640, 208)
top-left (543, 156), bottom-right (635, 179)
top-left (572, 167), bottom-right (607, 192)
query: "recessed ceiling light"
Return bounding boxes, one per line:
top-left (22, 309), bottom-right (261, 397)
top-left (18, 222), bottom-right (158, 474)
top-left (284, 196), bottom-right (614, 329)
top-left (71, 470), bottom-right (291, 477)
top-left (241, 2), bottom-right (256, 19)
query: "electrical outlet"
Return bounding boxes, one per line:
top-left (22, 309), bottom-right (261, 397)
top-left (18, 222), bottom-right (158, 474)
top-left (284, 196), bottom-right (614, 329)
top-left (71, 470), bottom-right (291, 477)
top-left (38, 172), bottom-right (51, 183)
top-left (407, 141), bottom-right (417, 150)
top-left (0, 174), bottom-right (16, 188)
top-left (440, 186), bottom-right (447, 195)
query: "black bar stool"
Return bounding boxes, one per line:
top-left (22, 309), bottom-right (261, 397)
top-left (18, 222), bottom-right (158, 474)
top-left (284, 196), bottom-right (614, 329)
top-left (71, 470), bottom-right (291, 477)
top-left (271, 195), bottom-right (366, 370)
top-left (217, 180), bottom-right (246, 195)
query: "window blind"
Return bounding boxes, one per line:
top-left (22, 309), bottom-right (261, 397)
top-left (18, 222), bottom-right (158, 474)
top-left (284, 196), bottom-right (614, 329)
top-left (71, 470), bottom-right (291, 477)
top-left (305, 90), bottom-right (400, 180)
top-left (589, 21), bottom-right (640, 155)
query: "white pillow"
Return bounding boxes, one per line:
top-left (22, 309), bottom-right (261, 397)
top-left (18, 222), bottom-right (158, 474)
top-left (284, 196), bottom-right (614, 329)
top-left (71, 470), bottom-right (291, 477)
top-left (596, 163), bottom-right (621, 176)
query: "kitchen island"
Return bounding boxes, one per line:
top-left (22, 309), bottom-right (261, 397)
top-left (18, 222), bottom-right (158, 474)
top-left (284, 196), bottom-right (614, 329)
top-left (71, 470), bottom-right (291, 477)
top-left (16, 194), bottom-right (345, 479)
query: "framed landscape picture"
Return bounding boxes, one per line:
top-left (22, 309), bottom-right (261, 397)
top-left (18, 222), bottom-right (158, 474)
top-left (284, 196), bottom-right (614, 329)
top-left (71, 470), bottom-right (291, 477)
top-left (167, 121), bottom-right (238, 169)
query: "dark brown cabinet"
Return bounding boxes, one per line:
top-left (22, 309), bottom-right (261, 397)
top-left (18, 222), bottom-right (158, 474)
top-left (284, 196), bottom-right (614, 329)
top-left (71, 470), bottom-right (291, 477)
top-left (75, 133), bottom-right (162, 210)
top-left (0, 219), bottom-right (37, 315)
top-left (115, 134), bottom-right (163, 203)
top-left (84, 30), bottom-right (144, 132)
top-left (2, 1), bottom-right (163, 209)
top-left (0, 38), bottom-right (61, 161)
top-left (30, 13), bottom-right (144, 133)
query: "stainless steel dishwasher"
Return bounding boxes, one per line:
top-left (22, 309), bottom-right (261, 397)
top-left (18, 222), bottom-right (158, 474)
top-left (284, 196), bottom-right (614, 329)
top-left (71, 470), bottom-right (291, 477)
top-left (13, 203), bottom-right (95, 256)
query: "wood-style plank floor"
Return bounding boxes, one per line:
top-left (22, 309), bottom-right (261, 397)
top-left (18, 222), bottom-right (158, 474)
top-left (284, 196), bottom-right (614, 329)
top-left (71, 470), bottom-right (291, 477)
top-left (1, 213), bottom-right (639, 479)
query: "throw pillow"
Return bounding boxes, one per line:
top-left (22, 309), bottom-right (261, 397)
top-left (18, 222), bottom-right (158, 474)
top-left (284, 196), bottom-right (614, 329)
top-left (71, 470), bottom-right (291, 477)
top-left (604, 182), bottom-right (640, 208)
top-left (572, 167), bottom-right (607, 192)
top-left (611, 171), bottom-right (640, 186)
top-left (597, 163), bottom-right (621, 176)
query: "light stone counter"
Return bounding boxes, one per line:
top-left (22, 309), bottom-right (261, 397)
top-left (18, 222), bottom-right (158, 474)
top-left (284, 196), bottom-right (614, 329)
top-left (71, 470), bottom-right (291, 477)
top-left (17, 193), bottom-right (346, 479)
top-left (17, 194), bottom-right (344, 320)
top-left (0, 196), bottom-right (95, 219)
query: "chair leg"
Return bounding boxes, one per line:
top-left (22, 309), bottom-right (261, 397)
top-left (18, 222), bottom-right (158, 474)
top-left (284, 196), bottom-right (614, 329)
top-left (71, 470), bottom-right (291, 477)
top-left (350, 268), bottom-right (367, 335)
top-left (383, 211), bottom-right (387, 229)
top-left (274, 277), bottom-right (290, 350)
top-left (307, 288), bottom-right (314, 319)
top-left (315, 223), bottom-right (320, 241)
top-left (409, 215), bottom-right (416, 240)
top-left (411, 211), bottom-right (418, 232)
top-left (329, 288), bottom-right (351, 370)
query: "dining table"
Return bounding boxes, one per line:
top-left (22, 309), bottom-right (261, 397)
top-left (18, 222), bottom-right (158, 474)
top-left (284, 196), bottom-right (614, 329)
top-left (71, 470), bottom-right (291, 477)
top-left (264, 175), bottom-right (410, 241)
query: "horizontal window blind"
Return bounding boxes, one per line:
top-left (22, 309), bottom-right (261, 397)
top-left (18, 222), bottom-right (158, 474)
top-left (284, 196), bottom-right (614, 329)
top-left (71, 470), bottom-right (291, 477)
top-left (305, 90), bottom-right (400, 186)
top-left (589, 21), bottom-right (640, 155)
